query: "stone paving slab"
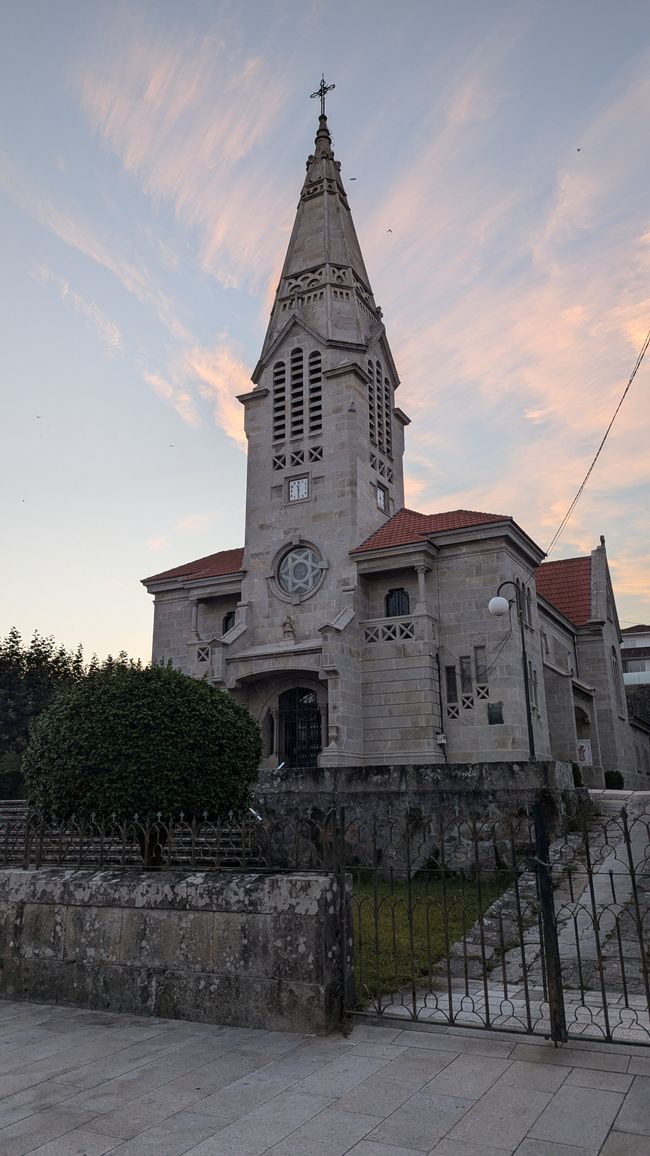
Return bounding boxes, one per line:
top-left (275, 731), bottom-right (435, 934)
top-left (1, 999), bottom-right (650, 1154)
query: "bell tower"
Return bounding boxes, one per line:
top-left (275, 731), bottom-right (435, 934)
top-left (237, 83), bottom-right (408, 631)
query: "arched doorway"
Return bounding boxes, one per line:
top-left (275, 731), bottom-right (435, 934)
top-left (278, 687), bottom-right (321, 767)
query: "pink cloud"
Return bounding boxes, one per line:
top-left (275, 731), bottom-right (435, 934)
top-left (73, 25), bottom-right (293, 292)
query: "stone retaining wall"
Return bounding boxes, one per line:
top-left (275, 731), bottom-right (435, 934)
top-left (257, 759), bottom-right (579, 828)
top-left (0, 869), bottom-right (350, 1033)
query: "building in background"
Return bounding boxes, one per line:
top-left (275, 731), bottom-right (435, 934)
top-left (621, 625), bottom-right (650, 686)
top-left (142, 106), bottom-right (650, 788)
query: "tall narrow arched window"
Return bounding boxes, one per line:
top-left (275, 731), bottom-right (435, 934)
top-left (384, 377), bottom-right (392, 458)
top-left (385, 588), bottom-right (410, 617)
top-left (308, 351), bottom-right (322, 434)
top-left (290, 347), bottom-right (304, 437)
top-left (222, 611), bottom-right (236, 635)
top-left (368, 359), bottom-right (376, 444)
top-left (272, 360), bottom-right (286, 441)
top-left (612, 646), bottom-right (625, 714)
top-left (375, 361), bottom-right (384, 451)
top-left (525, 587), bottom-right (533, 626)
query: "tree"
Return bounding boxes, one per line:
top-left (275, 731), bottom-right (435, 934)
top-left (0, 628), bottom-right (85, 755)
top-left (23, 663), bottom-right (261, 820)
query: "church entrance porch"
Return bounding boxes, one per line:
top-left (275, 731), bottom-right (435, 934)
top-left (278, 687), bottom-right (322, 767)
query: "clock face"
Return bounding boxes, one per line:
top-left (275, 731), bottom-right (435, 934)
top-left (289, 477), bottom-right (309, 501)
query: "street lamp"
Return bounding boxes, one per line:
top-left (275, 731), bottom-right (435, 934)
top-left (488, 581), bottom-right (536, 760)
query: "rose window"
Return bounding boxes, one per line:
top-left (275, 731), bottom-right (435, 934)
top-left (278, 547), bottom-right (321, 595)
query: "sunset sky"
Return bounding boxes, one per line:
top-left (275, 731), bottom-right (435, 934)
top-left (2, 0), bottom-right (649, 662)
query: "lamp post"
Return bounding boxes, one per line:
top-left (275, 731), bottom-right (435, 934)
top-left (488, 581), bottom-right (536, 760)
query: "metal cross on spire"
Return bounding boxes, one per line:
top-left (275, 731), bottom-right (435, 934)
top-left (310, 74), bottom-right (335, 116)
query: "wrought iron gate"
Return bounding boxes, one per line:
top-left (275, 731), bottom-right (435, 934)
top-left (343, 795), bottom-right (650, 1046)
top-left (278, 688), bottom-right (321, 767)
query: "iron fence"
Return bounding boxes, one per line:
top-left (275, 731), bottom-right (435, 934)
top-left (1, 796), bottom-right (649, 1046)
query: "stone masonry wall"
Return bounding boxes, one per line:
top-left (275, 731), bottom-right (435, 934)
top-left (256, 759), bottom-right (577, 826)
top-left (0, 870), bottom-right (350, 1033)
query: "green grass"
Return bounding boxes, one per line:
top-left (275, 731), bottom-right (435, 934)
top-left (351, 871), bottom-right (508, 1000)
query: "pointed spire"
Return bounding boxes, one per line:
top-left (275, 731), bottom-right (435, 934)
top-left (253, 90), bottom-right (396, 378)
top-left (313, 114), bottom-right (333, 160)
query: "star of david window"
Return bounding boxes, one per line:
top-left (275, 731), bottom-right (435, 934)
top-left (277, 546), bottom-right (321, 595)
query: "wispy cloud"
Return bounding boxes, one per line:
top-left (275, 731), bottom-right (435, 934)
top-left (0, 150), bottom-right (188, 339)
top-left (34, 266), bottom-right (123, 355)
top-left (73, 20), bottom-right (293, 292)
top-left (360, 43), bottom-right (650, 594)
top-left (142, 370), bottom-right (201, 428)
top-left (145, 536), bottom-right (168, 553)
top-left (187, 343), bottom-right (248, 449)
top-left (176, 512), bottom-right (211, 530)
top-left (143, 339), bottom-right (248, 448)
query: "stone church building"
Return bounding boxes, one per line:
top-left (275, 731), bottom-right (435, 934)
top-left (143, 109), bottom-right (650, 789)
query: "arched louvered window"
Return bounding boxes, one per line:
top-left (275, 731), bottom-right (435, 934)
top-left (368, 358), bottom-right (393, 458)
top-left (375, 360), bottom-right (384, 451)
top-left (385, 588), bottom-right (410, 617)
top-left (384, 377), bottom-right (392, 457)
top-left (290, 348), bottom-right (304, 437)
top-left (308, 351), bottom-right (322, 434)
top-left (368, 359), bottom-right (376, 444)
top-left (272, 361), bottom-right (286, 441)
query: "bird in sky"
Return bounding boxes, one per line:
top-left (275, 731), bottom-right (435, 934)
top-left (386, 228), bottom-right (392, 233)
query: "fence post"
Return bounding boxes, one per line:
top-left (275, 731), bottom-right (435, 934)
top-left (334, 805), bottom-right (353, 1018)
top-left (532, 799), bottom-right (567, 1045)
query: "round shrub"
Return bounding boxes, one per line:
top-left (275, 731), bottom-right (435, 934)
top-left (23, 664), bottom-right (261, 819)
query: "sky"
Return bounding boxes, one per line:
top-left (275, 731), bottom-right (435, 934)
top-left (1, 0), bottom-right (649, 662)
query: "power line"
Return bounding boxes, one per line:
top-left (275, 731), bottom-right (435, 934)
top-left (546, 325), bottom-right (650, 558)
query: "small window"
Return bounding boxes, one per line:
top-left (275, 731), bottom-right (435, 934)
top-left (526, 587), bottom-right (533, 626)
top-left (385, 588), bottom-right (409, 617)
top-left (611, 646), bottom-right (625, 714)
top-left (377, 483), bottom-right (388, 511)
top-left (222, 611), bottom-right (236, 635)
top-left (529, 664), bottom-right (539, 708)
top-left (488, 701), bottom-right (504, 725)
top-left (474, 645), bottom-right (488, 685)
top-left (459, 656), bottom-right (473, 696)
top-left (445, 666), bottom-right (458, 704)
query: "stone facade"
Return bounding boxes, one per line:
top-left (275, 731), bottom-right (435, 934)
top-left (142, 109), bottom-right (650, 788)
top-left (0, 869), bottom-right (350, 1033)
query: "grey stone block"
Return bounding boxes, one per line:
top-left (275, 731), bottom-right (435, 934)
top-left (527, 1084), bottom-right (625, 1149)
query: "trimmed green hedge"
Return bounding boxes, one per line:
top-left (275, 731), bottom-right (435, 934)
top-left (23, 664), bottom-right (261, 819)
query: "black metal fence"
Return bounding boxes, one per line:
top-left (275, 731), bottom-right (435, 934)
top-left (1, 796), bottom-right (649, 1046)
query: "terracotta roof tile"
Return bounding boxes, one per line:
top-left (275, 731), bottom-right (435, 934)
top-left (536, 556), bottom-right (592, 625)
top-left (352, 507), bottom-right (510, 554)
top-left (143, 546), bottom-right (244, 585)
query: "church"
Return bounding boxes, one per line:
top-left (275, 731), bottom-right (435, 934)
top-left (143, 99), bottom-right (650, 790)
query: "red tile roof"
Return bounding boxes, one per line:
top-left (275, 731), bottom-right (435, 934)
top-left (536, 556), bottom-right (592, 625)
top-left (352, 507), bottom-right (510, 554)
top-left (143, 547), bottom-right (244, 585)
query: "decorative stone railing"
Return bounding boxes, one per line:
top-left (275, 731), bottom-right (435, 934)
top-left (363, 617), bottom-right (416, 643)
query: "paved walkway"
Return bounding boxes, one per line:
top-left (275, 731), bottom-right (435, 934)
top-left (1, 1000), bottom-right (649, 1155)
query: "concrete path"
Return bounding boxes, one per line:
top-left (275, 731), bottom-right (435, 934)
top-left (1, 1000), bottom-right (649, 1155)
